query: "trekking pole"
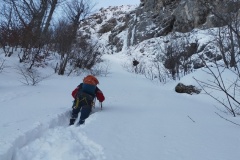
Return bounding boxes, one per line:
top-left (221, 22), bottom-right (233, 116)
top-left (93, 97), bottom-right (96, 108)
top-left (100, 102), bottom-right (102, 110)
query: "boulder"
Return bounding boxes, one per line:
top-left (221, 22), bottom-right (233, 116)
top-left (175, 83), bottom-right (201, 94)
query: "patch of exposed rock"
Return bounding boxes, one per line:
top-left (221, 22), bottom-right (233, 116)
top-left (175, 83), bottom-right (201, 95)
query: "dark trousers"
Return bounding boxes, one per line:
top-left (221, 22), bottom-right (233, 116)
top-left (69, 105), bottom-right (92, 125)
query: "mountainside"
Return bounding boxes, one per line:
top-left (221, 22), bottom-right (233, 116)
top-left (1, 1), bottom-right (240, 160)
top-left (137, 0), bottom-right (240, 36)
top-left (78, 5), bottom-right (137, 53)
top-left (81, 0), bottom-right (240, 51)
top-left (78, 1), bottom-right (240, 82)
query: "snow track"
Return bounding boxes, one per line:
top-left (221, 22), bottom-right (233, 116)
top-left (0, 110), bottom-right (69, 160)
top-left (1, 110), bottom-right (105, 160)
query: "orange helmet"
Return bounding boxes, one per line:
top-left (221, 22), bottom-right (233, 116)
top-left (83, 75), bottom-right (99, 85)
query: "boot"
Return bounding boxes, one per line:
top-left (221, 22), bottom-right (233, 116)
top-left (77, 119), bottom-right (85, 126)
top-left (69, 118), bottom-right (76, 125)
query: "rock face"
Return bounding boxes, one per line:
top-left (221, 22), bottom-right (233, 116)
top-left (78, 0), bottom-right (240, 53)
top-left (127, 0), bottom-right (240, 46)
top-left (78, 5), bottom-right (136, 53)
top-left (175, 83), bottom-right (201, 95)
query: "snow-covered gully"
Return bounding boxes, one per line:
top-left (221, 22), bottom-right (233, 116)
top-left (1, 54), bottom-right (240, 160)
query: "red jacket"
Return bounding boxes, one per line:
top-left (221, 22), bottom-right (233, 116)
top-left (72, 84), bottom-right (105, 102)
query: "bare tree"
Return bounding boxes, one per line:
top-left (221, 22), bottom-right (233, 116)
top-left (194, 58), bottom-right (240, 117)
top-left (0, 3), bottom-right (20, 57)
top-left (0, 58), bottom-right (7, 73)
top-left (200, 0), bottom-right (240, 68)
top-left (215, 28), bottom-right (229, 68)
top-left (162, 38), bottom-right (181, 80)
top-left (72, 40), bottom-right (102, 68)
top-left (54, 0), bottom-right (98, 75)
top-left (194, 0), bottom-right (240, 117)
top-left (16, 65), bottom-right (50, 86)
top-left (152, 54), bottom-right (168, 83)
top-left (52, 19), bottom-right (74, 75)
top-left (1, 0), bottom-right (61, 68)
top-left (166, 35), bottom-right (197, 79)
top-left (42, 0), bottom-right (60, 37)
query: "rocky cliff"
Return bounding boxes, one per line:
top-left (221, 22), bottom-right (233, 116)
top-left (79, 0), bottom-right (239, 52)
top-left (76, 0), bottom-right (240, 82)
top-left (127, 0), bottom-right (240, 46)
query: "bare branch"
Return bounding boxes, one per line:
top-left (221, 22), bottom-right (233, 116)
top-left (215, 112), bottom-right (240, 127)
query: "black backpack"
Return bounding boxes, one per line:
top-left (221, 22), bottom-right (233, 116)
top-left (73, 83), bottom-right (96, 109)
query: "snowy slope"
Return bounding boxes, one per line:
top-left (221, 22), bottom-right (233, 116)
top-left (1, 52), bottom-right (240, 160)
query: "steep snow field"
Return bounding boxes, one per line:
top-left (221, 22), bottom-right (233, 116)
top-left (0, 52), bottom-right (240, 160)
